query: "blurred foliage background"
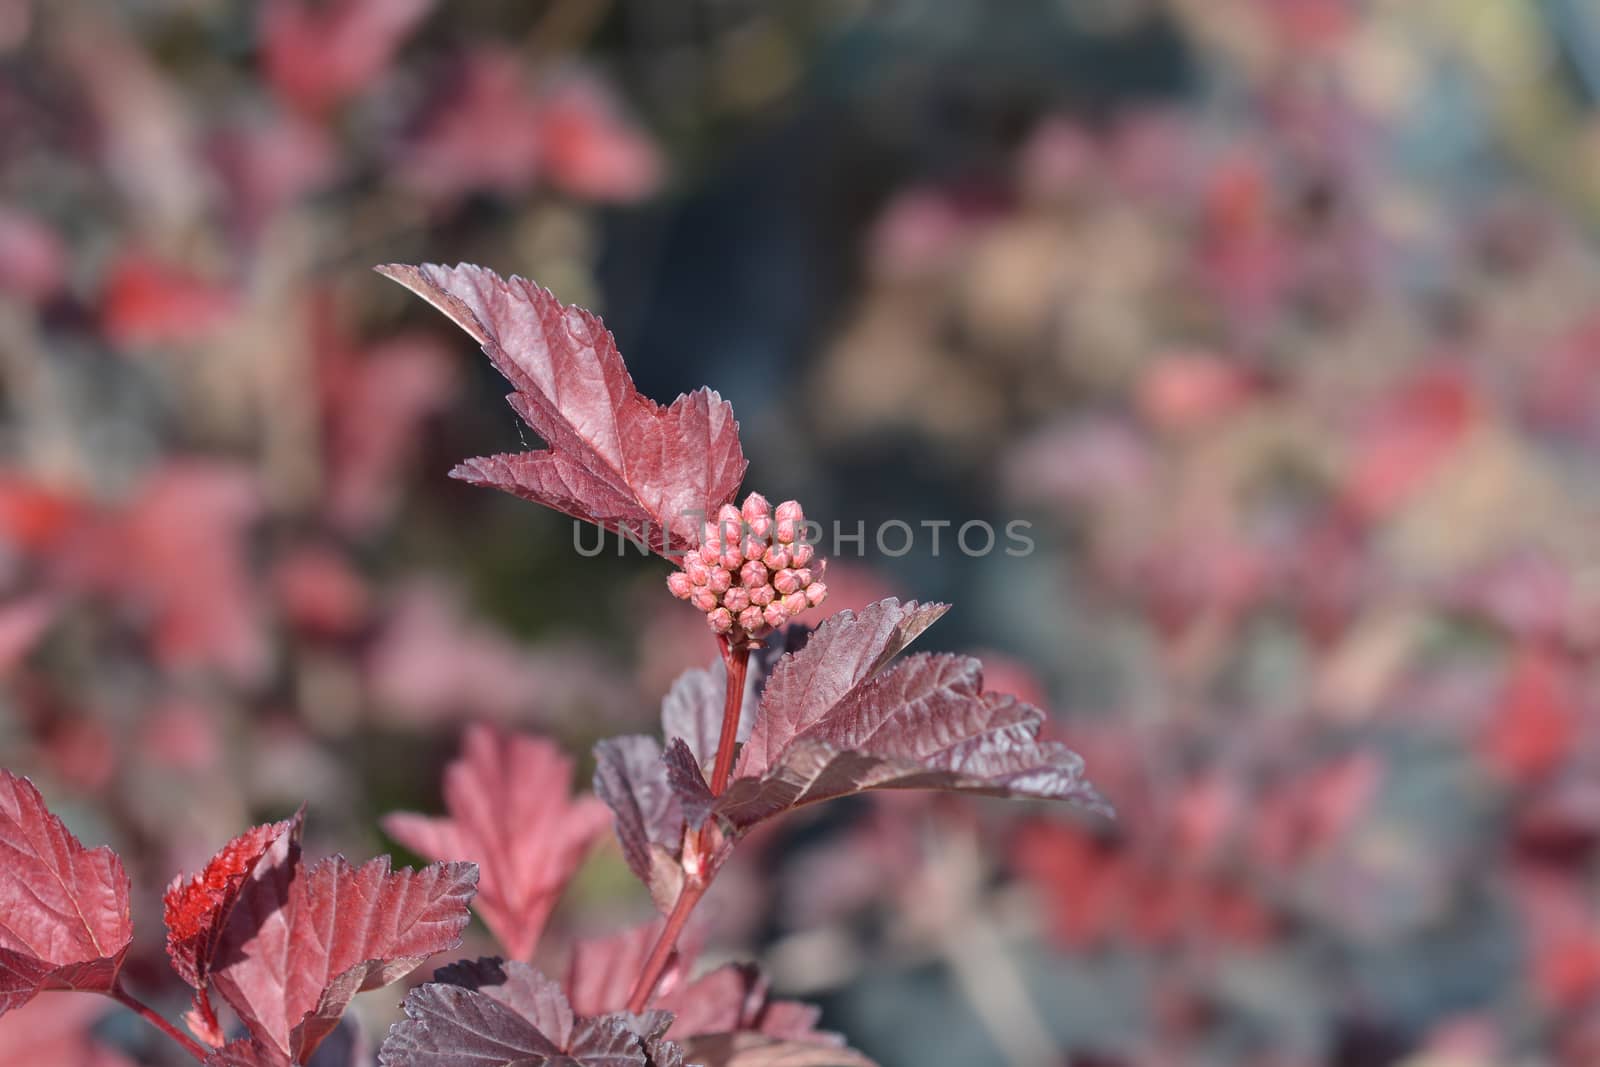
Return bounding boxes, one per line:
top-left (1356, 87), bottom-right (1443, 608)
top-left (6, 0), bottom-right (1600, 1064)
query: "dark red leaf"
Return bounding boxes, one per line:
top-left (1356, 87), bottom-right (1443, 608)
top-left (164, 813), bottom-right (305, 1046)
top-left (376, 263), bottom-right (746, 556)
top-left (592, 737), bottom-right (688, 913)
top-left (734, 600), bottom-right (949, 779)
top-left (0, 769), bottom-right (132, 1015)
top-left (709, 600), bottom-right (1105, 830)
top-left (208, 829), bottom-right (475, 1066)
top-left (384, 725), bottom-right (609, 960)
top-left (378, 959), bottom-right (683, 1066)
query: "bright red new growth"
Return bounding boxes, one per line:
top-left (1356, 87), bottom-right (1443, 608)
top-left (163, 814), bottom-right (304, 1045)
top-left (0, 769), bottom-right (133, 1016)
top-left (384, 724), bottom-right (611, 961)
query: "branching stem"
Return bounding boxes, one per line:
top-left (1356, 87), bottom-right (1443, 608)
top-left (627, 634), bottom-right (751, 1012)
top-left (112, 981), bottom-right (211, 1063)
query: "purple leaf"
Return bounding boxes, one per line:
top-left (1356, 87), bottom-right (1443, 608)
top-left (593, 737), bottom-right (686, 912)
top-left (376, 263), bottom-right (746, 556)
top-left (715, 600), bottom-right (1106, 830)
top-left (735, 600), bottom-right (949, 779)
top-left (378, 959), bottom-right (684, 1067)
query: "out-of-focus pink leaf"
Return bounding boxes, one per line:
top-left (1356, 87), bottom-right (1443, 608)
top-left (536, 74), bottom-right (661, 203)
top-left (0, 593), bottom-right (59, 676)
top-left (0, 994), bottom-right (136, 1067)
top-left (100, 251), bottom-right (238, 349)
top-left (0, 208), bottom-right (66, 303)
top-left (74, 463), bottom-right (266, 680)
top-left (1340, 366), bottom-right (1478, 521)
top-left (261, 0), bottom-right (434, 117)
top-left (377, 263), bottom-right (747, 557)
top-left (0, 769), bottom-right (132, 1015)
top-left (319, 325), bottom-right (457, 533)
top-left (397, 48), bottom-right (547, 201)
top-left (1479, 645), bottom-right (1578, 784)
top-left (384, 725), bottom-right (609, 960)
top-left (272, 546), bottom-right (370, 637)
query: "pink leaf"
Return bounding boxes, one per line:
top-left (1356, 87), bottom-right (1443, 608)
top-left (565, 938), bottom-right (870, 1067)
top-left (383, 725), bottom-right (609, 960)
top-left (565, 921), bottom-right (681, 1019)
top-left (261, 0), bottom-right (433, 117)
top-left (208, 825), bottom-right (476, 1065)
top-left (376, 263), bottom-right (746, 556)
top-left (0, 995), bottom-right (136, 1067)
top-left (0, 769), bottom-right (132, 1015)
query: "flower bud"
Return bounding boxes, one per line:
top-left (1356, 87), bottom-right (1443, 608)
top-left (673, 492), bottom-right (827, 641)
top-left (741, 492), bottom-right (770, 523)
top-left (738, 606), bottom-right (766, 634)
top-left (775, 500), bottom-right (804, 543)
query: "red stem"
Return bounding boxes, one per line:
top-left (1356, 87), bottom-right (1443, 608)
top-left (627, 635), bottom-right (751, 1012)
top-left (708, 636), bottom-right (750, 796)
top-left (112, 982), bottom-right (211, 1063)
top-left (625, 876), bottom-right (708, 1013)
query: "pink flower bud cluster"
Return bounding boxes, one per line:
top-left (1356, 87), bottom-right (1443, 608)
top-left (668, 493), bottom-right (827, 642)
